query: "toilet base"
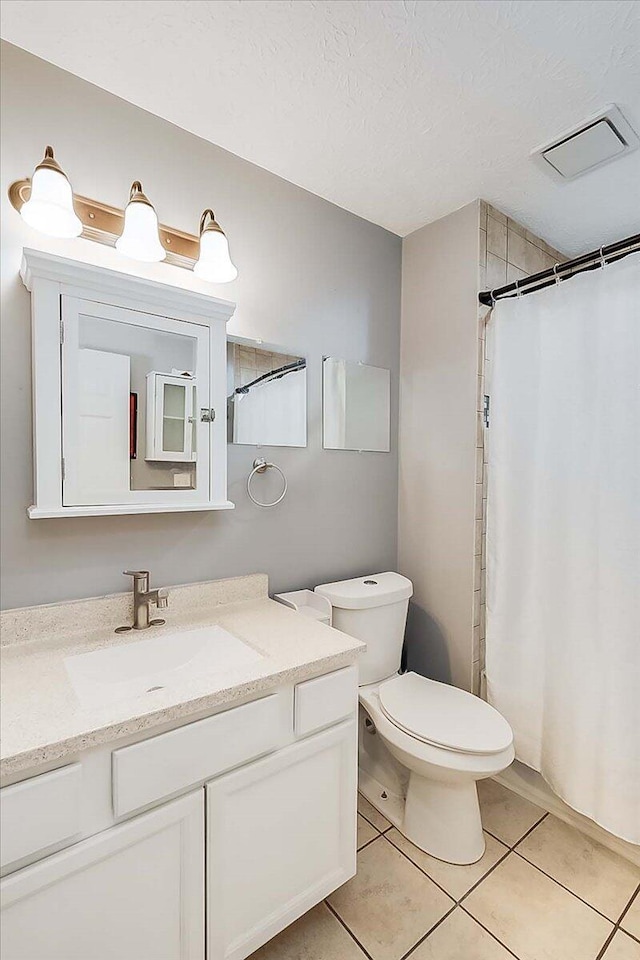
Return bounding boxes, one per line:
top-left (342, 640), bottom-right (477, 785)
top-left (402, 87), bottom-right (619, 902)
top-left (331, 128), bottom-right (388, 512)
top-left (403, 772), bottom-right (485, 865)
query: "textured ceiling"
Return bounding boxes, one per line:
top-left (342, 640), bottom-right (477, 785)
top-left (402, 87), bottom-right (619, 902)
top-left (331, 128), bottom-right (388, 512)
top-left (1, 0), bottom-right (639, 253)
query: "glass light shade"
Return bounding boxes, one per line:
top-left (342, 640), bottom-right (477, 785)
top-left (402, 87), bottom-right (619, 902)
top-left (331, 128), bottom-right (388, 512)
top-left (194, 224), bottom-right (238, 283)
top-left (21, 164), bottom-right (82, 239)
top-left (115, 184), bottom-right (166, 263)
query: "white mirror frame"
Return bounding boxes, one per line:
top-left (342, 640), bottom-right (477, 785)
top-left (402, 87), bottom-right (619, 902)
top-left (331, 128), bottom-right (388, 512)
top-left (20, 249), bottom-right (236, 518)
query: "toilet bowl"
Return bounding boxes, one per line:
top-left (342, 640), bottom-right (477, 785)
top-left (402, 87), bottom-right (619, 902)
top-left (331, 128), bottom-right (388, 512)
top-left (359, 673), bottom-right (514, 864)
top-left (315, 572), bottom-right (514, 865)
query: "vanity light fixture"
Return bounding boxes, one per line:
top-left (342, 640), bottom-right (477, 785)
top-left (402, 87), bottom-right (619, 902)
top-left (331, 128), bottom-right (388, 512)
top-left (8, 147), bottom-right (238, 282)
top-left (115, 181), bottom-right (166, 263)
top-left (18, 146), bottom-right (82, 238)
top-left (193, 209), bottom-right (238, 283)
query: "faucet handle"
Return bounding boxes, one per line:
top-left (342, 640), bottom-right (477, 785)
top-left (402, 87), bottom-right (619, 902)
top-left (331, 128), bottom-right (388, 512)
top-left (156, 588), bottom-right (169, 610)
top-left (123, 570), bottom-right (149, 579)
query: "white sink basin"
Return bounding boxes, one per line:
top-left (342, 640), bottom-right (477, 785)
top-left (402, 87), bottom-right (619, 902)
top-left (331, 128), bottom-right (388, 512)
top-left (64, 625), bottom-right (264, 708)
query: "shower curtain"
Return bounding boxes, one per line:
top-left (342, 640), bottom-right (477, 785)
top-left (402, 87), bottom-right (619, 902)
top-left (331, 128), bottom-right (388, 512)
top-left (485, 255), bottom-right (640, 844)
top-left (233, 368), bottom-right (306, 446)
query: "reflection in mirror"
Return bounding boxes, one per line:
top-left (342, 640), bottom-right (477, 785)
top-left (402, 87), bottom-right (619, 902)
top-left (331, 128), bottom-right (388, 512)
top-left (323, 357), bottom-right (390, 452)
top-left (227, 338), bottom-right (307, 447)
top-left (66, 307), bottom-right (201, 505)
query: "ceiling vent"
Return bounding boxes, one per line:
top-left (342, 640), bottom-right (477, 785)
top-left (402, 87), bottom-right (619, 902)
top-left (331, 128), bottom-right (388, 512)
top-left (532, 105), bottom-right (638, 181)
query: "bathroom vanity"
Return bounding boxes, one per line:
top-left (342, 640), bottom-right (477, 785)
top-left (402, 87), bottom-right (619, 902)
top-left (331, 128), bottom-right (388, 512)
top-left (0, 575), bottom-right (363, 960)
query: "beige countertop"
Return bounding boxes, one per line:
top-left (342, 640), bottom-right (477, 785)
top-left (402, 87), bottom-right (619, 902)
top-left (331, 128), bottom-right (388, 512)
top-left (0, 575), bottom-right (364, 780)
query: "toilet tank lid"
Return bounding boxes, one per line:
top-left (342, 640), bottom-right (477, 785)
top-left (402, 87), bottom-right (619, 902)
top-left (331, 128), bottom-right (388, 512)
top-left (315, 572), bottom-right (413, 610)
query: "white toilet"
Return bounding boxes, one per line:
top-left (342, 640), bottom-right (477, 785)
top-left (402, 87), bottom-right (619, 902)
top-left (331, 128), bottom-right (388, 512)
top-left (315, 572), bottom-right (514, 865)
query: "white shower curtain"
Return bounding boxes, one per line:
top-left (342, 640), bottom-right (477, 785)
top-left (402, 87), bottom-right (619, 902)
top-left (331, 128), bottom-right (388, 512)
top-left (486, 255), bottom-right (640, 843)
top-left (233, 368), bottom-right (306, 446)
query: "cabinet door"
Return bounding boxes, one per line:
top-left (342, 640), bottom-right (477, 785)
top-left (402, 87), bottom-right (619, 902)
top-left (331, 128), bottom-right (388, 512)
top-left (1, 790), bottom-right (204, 960)
top-left (62, 296), bottom-right (210, 506)
top-left (207, 721), bottom-right (357, 960)
top-left (151, 374), bottom-right (196, 462)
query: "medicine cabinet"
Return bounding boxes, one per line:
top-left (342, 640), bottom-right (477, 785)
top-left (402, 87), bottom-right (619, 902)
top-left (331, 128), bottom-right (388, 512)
top-left (21, 249), bottom-right (235, 517)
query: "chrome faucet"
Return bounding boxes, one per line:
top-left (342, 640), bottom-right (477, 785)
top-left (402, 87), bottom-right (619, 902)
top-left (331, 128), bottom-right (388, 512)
top-left (123, 571), bottom-right (169, 630)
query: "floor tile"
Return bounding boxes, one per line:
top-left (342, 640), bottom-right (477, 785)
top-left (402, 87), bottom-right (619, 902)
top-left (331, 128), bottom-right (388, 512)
top-left (517, 816), bottom-right (640, 920)
top-left (464, 853), bottom-right (613, 960)
top-left (602, 930), bottom-right (640, 960)
top-left (358, 792), bottom-right (391, 832)
top-left (249, 902), bottom-right (367, 959)
top-left (328, 836), bottom-right (453, 960)
top-left (622, 891), bottom-right (640, 939)
top-left (477, 779), bottom-right (546, 846)
top-left (357, 814), bottom-right (378, 850)
top-left (386, 827), bottom-right (508, 900)
top-left (410, 907), bottom-right (513, 959)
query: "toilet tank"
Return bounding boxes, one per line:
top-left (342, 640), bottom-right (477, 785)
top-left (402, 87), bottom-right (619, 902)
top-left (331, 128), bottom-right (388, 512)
top-left (315, 572), bottom-right (413, 685)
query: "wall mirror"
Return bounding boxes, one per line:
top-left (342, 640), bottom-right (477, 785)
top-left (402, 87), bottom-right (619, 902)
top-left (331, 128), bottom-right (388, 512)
top-left (323, 357), bottom-right (390, 452)
top-left (227, 336), bottom-right (307, 447)
top-left (22, 249), bottom-right (235, 517)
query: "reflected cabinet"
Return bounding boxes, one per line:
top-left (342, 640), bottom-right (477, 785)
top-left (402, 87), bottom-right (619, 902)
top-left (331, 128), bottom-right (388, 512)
top-left (21, 249), bottom-right (235, 517)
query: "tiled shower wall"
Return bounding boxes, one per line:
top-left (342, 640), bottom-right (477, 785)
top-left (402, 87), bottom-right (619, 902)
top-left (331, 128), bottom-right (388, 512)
top-left (473, 203), bottom-right (567, 695)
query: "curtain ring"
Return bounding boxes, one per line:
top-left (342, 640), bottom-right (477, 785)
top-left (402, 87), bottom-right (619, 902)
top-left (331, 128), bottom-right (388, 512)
top-left (515, 279), bottom-right (522, 298)
top-left (599, 245), bottom-right (606, 269)
top-left (553, 263), bottom-right (561, 285)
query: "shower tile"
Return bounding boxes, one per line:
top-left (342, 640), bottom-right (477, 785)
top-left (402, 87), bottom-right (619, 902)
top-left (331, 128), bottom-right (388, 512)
top-left (475, 519), bottom-right (483, 555)
top-left (358, 793), bottom-right (391, 832)
top-left (475, 484), bottom-right (484, 520)
top-left (487, 217), bottom-right (507, 260)
top-left (507, 216), bottom-right (526, 237)
top-left (409, 908), bottom-right (513, 959)
top-left (386, 828), bottom-right (507, 900)
top-left (473, 590), bottom-right (481, 627)
top-left (486, 253), bottom-right (507, 290)
top-left (476, 447), bottom-right (484, 482)
top-left (479, 228), bottom-right (487, 268)
top-left (517, 816), bottom-right (640, 921)
top-left (488, 204), bottom-right (507, 225)
top-left (603, 930), bottom-right (640, 960)
top-left (621, 891), bottom-right (640, 939)
top-left (477, 779), bottom-right (546, 846)
top-left (357, 814), bottom-right (378, 850)
top-left (327, 837), bottom-right (453, 960)
top-left (507, 262), bottom-right (527, 284)
top-left (465, 853), bottom-right (613, 960)
top-left (249, 902), bottom-right (367, 960)
top-left (472, 625), bottom-right (480, 661)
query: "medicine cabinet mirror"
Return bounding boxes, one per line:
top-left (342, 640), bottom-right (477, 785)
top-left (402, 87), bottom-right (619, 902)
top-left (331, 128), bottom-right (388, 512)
top-left (22, 249), bottom-right (236, 517)
top-left (227, 336), bottom-right (307, 447)
top-left (322, 357), bottom-right (391, 453)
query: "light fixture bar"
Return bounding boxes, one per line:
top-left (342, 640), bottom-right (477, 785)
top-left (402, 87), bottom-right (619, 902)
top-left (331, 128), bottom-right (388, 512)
top-left (9, 179), bottom-right (201, 269)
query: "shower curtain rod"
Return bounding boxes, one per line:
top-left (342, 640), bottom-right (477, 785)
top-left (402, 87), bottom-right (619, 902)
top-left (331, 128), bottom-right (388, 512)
top-left (478, 232), bottom-right (640, 306)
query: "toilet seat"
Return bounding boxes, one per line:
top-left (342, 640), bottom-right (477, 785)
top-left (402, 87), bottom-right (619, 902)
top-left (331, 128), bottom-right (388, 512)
top-left (378, 672), bottom-right (513, 756)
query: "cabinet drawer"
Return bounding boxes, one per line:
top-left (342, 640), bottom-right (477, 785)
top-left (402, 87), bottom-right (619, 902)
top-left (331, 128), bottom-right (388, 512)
top-left (113, 692), bottom-right (291, 817)
top-left (0, 764), bottom-right (82, 870)
top-left (294, 666), bottom-right (358, 738)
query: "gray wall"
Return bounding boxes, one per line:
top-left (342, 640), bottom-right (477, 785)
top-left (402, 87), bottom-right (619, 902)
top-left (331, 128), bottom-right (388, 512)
top-left (0, 42), bottom-right (401, 609)
top-left (399, 203), bottom-right (480, 691)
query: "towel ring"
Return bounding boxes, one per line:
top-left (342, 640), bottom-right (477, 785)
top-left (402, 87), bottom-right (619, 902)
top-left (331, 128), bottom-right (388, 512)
top-left (247, 458), bottom-right (288, 508)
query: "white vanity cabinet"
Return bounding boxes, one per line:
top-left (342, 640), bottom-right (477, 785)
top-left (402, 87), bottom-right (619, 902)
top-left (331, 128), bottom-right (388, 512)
top-left (0, 666), bottom-right (359, 960)
top-left (0, 790), bottom-right (204, 960)
top-left (207, 721), bottom-right (357, 960)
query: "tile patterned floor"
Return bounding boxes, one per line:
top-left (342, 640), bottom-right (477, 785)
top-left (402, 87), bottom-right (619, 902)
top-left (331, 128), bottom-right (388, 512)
top-left (251, 779), bottom-right (640, 960)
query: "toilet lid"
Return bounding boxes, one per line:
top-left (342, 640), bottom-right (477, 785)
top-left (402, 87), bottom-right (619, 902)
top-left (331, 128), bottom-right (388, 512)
top-left (378, 672), bottom-right (513, 755)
